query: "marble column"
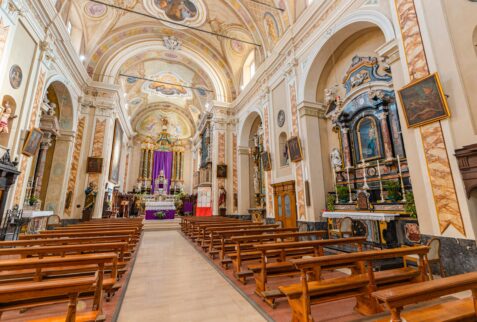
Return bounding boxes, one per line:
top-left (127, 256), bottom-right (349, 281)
top-left (33, 136), bottom-right (52, 198)
top-left (340, 127), bottom-right (352, 168)
top-left (377, 110), bottom-right (394, 162)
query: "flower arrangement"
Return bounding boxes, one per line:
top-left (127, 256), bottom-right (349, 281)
top-left (155, 211), bottom-right (166, 220)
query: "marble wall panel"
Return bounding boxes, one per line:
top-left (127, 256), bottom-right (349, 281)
top-left (64, 117), bottom-right (85, 217)
top-left (232, 134), bottom-right (238, 213)
top-left (289, 83), bottom-right (306, 219)
top-left (395, 0), bottom-right (464, 235)
top-left (13, 69), bottom-right (46, 205)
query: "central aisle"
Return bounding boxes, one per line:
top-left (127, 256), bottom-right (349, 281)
top-left (117, 230), bottom-right (268, 322)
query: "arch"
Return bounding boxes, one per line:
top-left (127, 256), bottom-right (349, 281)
top-left (44, 80), bottom-right (75, 132)
top-left (44, 75), bottom-right (78, 131)
top-left (300, 10), bottom-right (396, 102)
top-left (238, 109), bottom-right (262, 147)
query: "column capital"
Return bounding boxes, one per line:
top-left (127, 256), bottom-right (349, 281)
top-left (376, 39), bottom-right (400, 65)
top-left (297, 100), bottom-right (326, 119)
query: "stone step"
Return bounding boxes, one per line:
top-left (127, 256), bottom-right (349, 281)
top-left (143, 218), bottom-right (181, 231)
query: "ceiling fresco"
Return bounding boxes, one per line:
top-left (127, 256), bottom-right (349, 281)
top-left (71, 0), bottom-right (291, 140)
top-left (135, 110), bottom-right (193, 139)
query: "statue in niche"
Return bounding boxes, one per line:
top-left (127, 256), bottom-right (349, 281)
top-left (0, 101), bottom-right (17, 134)
top-left (253, 164), bottom-right (260, 194)
top-left (330, 148), bottom-right (342, 171)
top-left (218, 185), bottom-right (226, 209)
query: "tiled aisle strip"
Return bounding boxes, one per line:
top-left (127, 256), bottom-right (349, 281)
top-left (117, 231), bottom-right (268, 322)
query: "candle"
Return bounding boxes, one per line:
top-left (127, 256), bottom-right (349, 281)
top-left (377, 160), bottom-right (385, 203)
top-left (347, 167), bottom-right (352, 203)
top-left (397, 155), bottom-right (402, 175)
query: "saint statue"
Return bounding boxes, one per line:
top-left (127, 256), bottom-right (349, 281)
top-left (330, 148), bottom-right (342, 171)
top-left (0, 101), bottom-right (17, 134)
top-left (82, 182), bottom-right (97, 221)
top-left (218, 186), bottom-right (226, 209)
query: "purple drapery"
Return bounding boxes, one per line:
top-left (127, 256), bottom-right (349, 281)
top-left (151, 151), bottom-right (173, 194)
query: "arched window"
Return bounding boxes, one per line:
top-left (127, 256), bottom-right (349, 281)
top-left (66, 4), bottom-right (84, 54)
top-left (279, 132), bottom-right (289, 167)
top-left (242, 50), bottom-right (256, 89)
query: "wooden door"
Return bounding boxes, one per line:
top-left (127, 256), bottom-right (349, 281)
top-left (272, 181), bottom-right (297, 228)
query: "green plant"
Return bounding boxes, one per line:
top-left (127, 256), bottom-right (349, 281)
top-left (28, 195), bottom-right (39, 206)
top-left (336, 185), bottom-right (349, 203)
top-left (154, 211), bottom-right (166, 220)
top-left (384, 180), bottom-right (402, 202)
top-left (405, 191), bottom-right (417, 218)
top-left (326, 194), bottom-right (336, 211)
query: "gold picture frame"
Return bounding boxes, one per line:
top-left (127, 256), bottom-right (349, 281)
top-left (22, 128), bottom-right (43, 157)
top-left (287, 136), bottom-right (303, 163)
top-left (261, 151), bottom-right (272, 171)
top-left (398, 72), bottom-right (451, 128)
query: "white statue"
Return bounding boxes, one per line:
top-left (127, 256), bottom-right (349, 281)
top-left (330, 148), bottom-right (342, 171)
top-left (324, 87), bottom-right (336, 106)
top-left (253, 164), bottom-right (260, 194)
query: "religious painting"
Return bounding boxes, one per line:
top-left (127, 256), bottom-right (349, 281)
top-left (398, 73), bottom-right (451, 128)
top-left (287, 136), bottom-right (303, 162)
top-left (87, 157), bottom-right (103, 173)
top-left (217, 164), bottom-right (227, 178)
top-left (22, 128), bottom-right (43, 157)
top-left (357, 116), bottom-right (381, 161)
top-left (261, 151), bottom-right (272, 171)
top-left (109, 120), bottom-right (123, 184)
top-left (84, 2), bottom-right (107, 18)
top-left (263, 12), bottom-right (279, 44)
top-left (9, 65), bottom-right (22, 89)
top-left (143, 72), bottom-right (191, 98)
top-left (154, 0), bottom-right (198, 22)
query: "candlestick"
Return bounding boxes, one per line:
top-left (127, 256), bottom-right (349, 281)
top-left (377, 160), bottom-right (385, 203)
top-left (361, 159), bottom-right (369, 190)
top-left (397, 155), bottom-right (407, 202)
top-left (333, 169), bottom-right (339, 204)
top-left (347, 167), bottom-right (353, 203)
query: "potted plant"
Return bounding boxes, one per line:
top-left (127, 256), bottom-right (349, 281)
top-left (326, 194), bottom-right (336, 211)
top-left (384, 180), bottom-right (402, 202)
top-left (28, 195), bottom-right (39, 206)
top-left (405, 191), bottom-right (417, 218)
top-left (336, 185), bottom-right (349, 203)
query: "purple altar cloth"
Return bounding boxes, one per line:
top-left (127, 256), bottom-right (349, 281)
top-left (151, 151), bottom-right (173, 194)
top-left (145, 209), bottom-right (176, 220)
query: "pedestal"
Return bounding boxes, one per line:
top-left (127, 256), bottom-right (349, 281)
top-left (248, 208), bottom-right (266, 223)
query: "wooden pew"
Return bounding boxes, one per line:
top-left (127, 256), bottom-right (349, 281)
top-left (0, 276), bottom-right (98, 322)
top-left (249, 236), bottom-right (366, 306)
top-left (0, 236), bottom-right (132, 249)
top-left (212, 227), bottom-right (298, 263)
top-left (373, 271), bottom-right (477, 322)
top-left (228, 231), bottom-right (327, 283)
top-left (279, 246), bottom-right (430, 322)
top-left (0, 253), bottom-right (117, 319)
top-left (190, 222), bottom-right (260, 242)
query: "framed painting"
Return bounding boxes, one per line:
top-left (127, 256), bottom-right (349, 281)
top-left (356, 116), bottom-right (381, 161)
top-left (398, 73), bottom-right (451, 128)
top-left (287, 136), bottom-right (303, 162)
top-left (22, 128), bottom-right (43, 157)
top-left (261, 151), bottom-right (272, 171)
top-left (87, 157), bottom-right (103, 173)
top-left (217, 164), bottom-right (227, 178)
top-left (109, 120), bottom-right (123, 183)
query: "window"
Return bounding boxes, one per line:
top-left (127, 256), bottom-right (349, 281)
top-left (279, 132), bottom-right (289, 167)
top-left (66, 20), bottom-right (72, 35)
top-left (307, 0), bottom-right (315, 6)
top-left (242, 50), bottom-right (256, 89)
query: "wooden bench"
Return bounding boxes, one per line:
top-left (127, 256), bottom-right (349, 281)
top-left (279, 246), bottom-right (430, 322)
top-left (373, 271), bottom-right (477, 322)
top-left (0, 276), bottom-right (99, 322)
top-left (249, 236), bottom-right (366, 306)
top-left (228, 231), bottom-right (327, 283)
top-left (211, 227), bottom-right (298, 262)
top-left (0, 253), bottom-right (116, 319)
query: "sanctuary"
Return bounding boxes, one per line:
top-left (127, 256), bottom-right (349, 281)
top-left (0, 0), bottom-right (475, 321)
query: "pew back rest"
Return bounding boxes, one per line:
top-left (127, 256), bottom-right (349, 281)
top-left (254, 237), bottom-right (367, 253)
top-left (231, 231), bottom-right (327, 244)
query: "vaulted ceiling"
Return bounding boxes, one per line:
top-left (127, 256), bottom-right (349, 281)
top-left (67, 0), bottom-right (290, 139)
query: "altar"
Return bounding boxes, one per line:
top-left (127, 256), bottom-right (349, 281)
top-left (145, 201), bottom-right (176, 220)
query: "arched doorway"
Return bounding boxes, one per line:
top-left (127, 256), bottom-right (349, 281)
top-left (25, 81), bottom-right (74, 215)
top-left (238, 112), bottom-right (266, 214)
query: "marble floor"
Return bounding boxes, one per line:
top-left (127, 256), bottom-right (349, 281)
top-left (117, 231), bottom-right (268, 322)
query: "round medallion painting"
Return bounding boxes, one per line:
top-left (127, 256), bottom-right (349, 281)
top-left (154, 0), bottom-right (197, 22)
top-left (85, 2), bottom-right (107, 18)
top-left (9, 65), bottom-right (22, 89)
